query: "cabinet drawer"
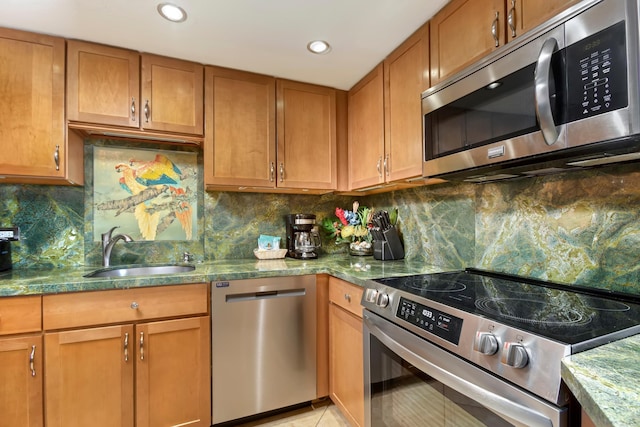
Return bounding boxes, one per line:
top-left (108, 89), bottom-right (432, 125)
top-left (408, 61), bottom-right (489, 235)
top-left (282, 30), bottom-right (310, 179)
top-left (329, 277), bottom-right (364, 318)
top-left (43, 283), bottom-right (208, 330)
top-left (0, 296), bottom-right (42, 335)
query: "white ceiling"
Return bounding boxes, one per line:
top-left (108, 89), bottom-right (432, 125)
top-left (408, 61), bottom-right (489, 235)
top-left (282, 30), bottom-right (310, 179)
top-left (1, 0), bottom-right (448, 90)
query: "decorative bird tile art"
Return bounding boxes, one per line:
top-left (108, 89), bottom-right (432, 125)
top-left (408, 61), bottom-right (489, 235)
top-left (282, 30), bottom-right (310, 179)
top-left (93, 146), bottom-right (198, 241)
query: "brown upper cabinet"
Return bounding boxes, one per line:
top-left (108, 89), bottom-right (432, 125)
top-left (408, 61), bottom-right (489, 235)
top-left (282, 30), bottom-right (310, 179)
top-left (506, 0), bottom-right (580, 41)
top-left (348, 64), bottom-right (385, 190)
top-left (383, 23), bottom-right (430, 184)
top-left (348, 23), bottom-right (429, 191)
top-left (204, 66), bottom-right (338, 193)
top-left (430, 0), bottom-right (505, 85)
top-left (67, 40), bottom-right (204, 138)
top-left (0, 28), bottom-right (83, 185)
top-left (430, 0), bottom-right (578, 85)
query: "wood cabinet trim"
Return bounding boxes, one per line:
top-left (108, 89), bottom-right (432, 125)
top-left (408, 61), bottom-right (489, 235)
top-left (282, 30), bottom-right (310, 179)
top-left (42, 283), bottom-right (209, 330)
top-left (0, 296), bottom-right (42, 335)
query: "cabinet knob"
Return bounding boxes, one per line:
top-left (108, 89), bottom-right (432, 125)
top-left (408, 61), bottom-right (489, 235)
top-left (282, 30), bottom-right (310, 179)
top-left (344, 293), bottom-right (351, 303)
top-left (131, 302), bottom-right (139, 310)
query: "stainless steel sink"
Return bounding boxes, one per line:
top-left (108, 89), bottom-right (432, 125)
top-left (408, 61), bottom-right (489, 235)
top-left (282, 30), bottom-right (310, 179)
top-left (84, 264), bottom-right (195, 278)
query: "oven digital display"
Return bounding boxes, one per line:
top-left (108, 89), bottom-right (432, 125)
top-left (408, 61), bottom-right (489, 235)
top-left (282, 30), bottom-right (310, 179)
top-left (396, 297), bottom-right (463, 345)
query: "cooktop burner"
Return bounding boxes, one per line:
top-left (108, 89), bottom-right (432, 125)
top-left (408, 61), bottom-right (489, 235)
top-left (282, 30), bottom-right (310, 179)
top-left (373, 269), bottom-right (640, 345)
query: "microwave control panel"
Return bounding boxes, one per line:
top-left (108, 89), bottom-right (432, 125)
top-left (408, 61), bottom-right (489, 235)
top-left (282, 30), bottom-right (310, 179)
top-left (566, 20), bottom-right (628, 122)
top-left (396, 297), bottom-right (463, 345)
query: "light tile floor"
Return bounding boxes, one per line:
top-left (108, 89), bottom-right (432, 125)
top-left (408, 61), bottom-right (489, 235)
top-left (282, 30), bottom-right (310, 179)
top-left (235, 402), bottom-right (351, 427)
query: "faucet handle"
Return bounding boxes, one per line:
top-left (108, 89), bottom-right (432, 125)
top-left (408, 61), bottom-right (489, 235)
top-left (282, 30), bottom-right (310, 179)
top-left (102, 226), bottom-right (120, 241)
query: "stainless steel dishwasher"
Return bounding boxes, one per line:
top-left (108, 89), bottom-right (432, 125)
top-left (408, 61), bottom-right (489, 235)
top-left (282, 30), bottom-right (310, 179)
top-left (211, 275), bottom-right (317, 425)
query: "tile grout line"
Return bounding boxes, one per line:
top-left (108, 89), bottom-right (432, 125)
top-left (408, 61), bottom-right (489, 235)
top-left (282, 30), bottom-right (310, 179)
top-left (314, 403), bottom-right (330, 427)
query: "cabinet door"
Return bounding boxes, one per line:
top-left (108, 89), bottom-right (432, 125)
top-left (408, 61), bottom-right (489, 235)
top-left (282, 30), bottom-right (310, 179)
top-left (45, 325), bottom-right (134, 427)
top-left (430, 0), bottom-right (505, 84)
top-left (0, 28), bottom-right (65, 179)
top-left (348, 64), bottom-right (385, 190)
top-left (507, 0), bottom-right (579, 41)
top-left (383, 23), bottom-right (429, 183)
top-left (277, 80), bottom-right (337, 190)
top-left (0, 335), bottom-right (43, 427)
top-left (136, 316), bottom-right (210, 427)
top-left (141, 54), bottom-right (204, 135)
top-left (66, 40), bottom-right (140, 128)
top-left (204, 66), bottom-right (276, 188)
top-left (329, 304), bottom-right (364, 427)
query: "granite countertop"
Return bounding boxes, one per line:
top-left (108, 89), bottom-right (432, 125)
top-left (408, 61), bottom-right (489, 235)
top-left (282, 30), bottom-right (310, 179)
top-left (0, 254), bottom-right (446, 296)
top-left (1, 255), bottom-right (638, 426)
top-left (562, 335), bottom-right (640, 427)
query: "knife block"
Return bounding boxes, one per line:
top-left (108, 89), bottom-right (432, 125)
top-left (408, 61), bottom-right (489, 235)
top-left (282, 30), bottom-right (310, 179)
top-left (373, 227), bottom-right (404, 261)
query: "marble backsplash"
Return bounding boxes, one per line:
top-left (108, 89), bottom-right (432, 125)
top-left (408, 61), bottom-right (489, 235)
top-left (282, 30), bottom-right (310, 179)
top-left (1, 140), bottom-right (639, 295)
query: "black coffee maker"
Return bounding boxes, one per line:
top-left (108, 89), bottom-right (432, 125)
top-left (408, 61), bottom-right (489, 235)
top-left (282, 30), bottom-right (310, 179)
top-left (285, 214), bottom-right (321, 259)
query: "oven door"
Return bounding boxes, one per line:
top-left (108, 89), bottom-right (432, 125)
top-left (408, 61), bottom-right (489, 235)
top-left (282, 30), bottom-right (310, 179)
top-left (363, 311), bottom-right (568, 427)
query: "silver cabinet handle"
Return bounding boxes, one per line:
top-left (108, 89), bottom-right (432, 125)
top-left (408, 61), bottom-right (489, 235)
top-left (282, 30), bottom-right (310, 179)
top-left (124, 332), bottom-right (129, 362)
top-left (279, 162), bottom-right (284, 183)
top-left (491, 12), bottom-right (500, 48)
top-left (534, 38), bottom-right (561, 146)
top-left (131, 97), bottom-right (137, 121)
top-left (54, 145), bottom-right (60, 171)
top-left (377, 157), bottom-right (382, 177)
top-left (130, 301), bottom-right (139, 310)
top-left (144, 100), bottom-right (150, 123)
top-left (270, 162), bottom-right (275, 182)
top-left (344, 293), bottom-right (351, 303)
top-left (139, 332), bottom-right (145, 361)
top-left (508, 0), bottom-right (516, 38)
top-left (384, 154), bottom-right (390, 177)
top-left (29, 345), bottom-right (36, 377)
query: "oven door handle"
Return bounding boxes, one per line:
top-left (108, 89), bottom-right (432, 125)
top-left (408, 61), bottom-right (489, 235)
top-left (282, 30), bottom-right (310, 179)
top-left (366, 315), bottom-right (554, 427)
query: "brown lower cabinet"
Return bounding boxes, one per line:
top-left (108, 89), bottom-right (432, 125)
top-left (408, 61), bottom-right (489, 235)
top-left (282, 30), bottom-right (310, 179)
top-left (0, 295), bottom-right (43, 427)
top-left (43, 284), bottom-right (210, 427)
top-left (0, 334), bottom-right (43, 427)
top-left (329, 277), bottom-right (365, 427)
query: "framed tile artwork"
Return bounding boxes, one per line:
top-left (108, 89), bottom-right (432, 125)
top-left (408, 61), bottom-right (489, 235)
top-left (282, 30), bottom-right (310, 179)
top-left (93, 146), bottom-right (198, 241)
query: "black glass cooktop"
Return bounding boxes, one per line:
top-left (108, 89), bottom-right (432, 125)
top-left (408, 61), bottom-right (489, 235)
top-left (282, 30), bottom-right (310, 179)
top-left (373, 269), bottom-right (640, 345)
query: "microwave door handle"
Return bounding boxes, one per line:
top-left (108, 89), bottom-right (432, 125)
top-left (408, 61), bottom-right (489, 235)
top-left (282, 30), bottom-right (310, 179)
top-left (534, 38), bottom-right (561, 146)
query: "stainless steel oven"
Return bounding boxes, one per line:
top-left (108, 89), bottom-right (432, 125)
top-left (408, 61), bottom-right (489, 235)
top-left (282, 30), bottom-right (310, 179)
top-left (361, 269), bottom-right (640, 427)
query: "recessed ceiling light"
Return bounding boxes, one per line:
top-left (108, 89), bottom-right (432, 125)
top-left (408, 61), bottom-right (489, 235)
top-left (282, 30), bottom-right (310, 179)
top-left (157, 3), bottom-right (187, 22)
top-left (307, 40), bottom-right (332, 55)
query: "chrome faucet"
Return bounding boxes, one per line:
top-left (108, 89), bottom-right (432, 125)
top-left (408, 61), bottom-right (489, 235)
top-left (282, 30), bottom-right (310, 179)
top-left (102, 226), bottom-right (134, 267)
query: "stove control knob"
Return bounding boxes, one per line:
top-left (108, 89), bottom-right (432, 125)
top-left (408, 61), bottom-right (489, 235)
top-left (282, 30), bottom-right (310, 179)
top-left (364, 289), bottom-right (379, 304)
top-left (501, 342), bottom-right (529, 369)
top-left (376, 293), bottom-right (389, 308)
top-left (474, 332), bottom-right (499, 355)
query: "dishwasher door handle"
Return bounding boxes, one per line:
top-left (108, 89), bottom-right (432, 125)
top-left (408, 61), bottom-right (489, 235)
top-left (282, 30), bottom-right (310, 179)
top-left (225, 288), bottom-right (306, 303)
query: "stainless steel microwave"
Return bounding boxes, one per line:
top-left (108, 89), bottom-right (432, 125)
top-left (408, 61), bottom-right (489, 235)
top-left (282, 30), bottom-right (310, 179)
top-left (422, 0), bottom-right (640, 182)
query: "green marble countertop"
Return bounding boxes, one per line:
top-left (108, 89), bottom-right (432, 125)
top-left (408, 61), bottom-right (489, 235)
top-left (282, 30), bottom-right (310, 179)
top-left (3, 255), bottom-right (638, 427)
top-left (562, 335), bottom-right (640, 427)
top-left (0, 255), bottom-right (447, 296)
